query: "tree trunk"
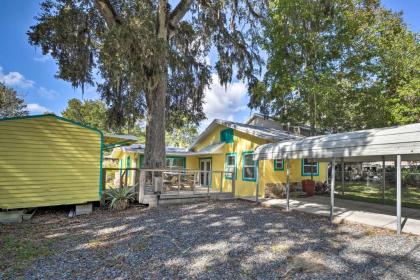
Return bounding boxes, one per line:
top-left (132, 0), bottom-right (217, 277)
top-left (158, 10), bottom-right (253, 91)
top-left (143, 0), bottom-right (168, 170)
top-left (144, 73), bottom-right (167, 169)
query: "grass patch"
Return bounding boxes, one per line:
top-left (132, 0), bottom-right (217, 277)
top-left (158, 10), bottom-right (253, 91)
top-left (332, 184), bottom-right (420, 209)
top-left (0, 234), bottom-right (52, 275)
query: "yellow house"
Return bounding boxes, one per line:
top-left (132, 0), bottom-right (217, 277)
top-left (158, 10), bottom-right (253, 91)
top-left (111, 115), bottom-right (327, 198)
top-left (0, 114), bottom-right (136, 210)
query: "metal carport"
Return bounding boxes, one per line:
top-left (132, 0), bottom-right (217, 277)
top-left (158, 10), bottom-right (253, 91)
top-left (253, 123), bottom-right (420, 235)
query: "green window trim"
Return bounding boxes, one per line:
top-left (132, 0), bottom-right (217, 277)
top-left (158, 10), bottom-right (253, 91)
top-left (224, 152), bottom-right (237, 180)
top-left (274, 159), bottom-right (285, 171)
top-left (301, 159), bottom-right (319, 176)
top-left (242, 151), bottom-right (257, 182)
top-left (220, 128), bottom-right (234, 144)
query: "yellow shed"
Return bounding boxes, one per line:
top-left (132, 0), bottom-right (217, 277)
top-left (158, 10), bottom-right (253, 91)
top-left (0, 114), bottom-right (104, 209)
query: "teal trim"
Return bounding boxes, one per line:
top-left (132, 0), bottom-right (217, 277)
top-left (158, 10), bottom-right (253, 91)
top-left (126, 156), bottom-right (131, 178)
top-left (199, 157), bottom-right (212, 186)
top-left (242, 151), bottom-right (257, 182)
top-left (301, 159), bottom-right (320, 176)
top-left (224, 152), bottom-right (237, 180)
top-left (274, 159), bottom-right (285, 171)
top-left (220, 128), bottom-right (234, 144)
top-left (139, 155), bottom-right (144, 168)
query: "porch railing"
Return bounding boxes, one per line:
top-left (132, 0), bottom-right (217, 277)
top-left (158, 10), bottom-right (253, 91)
top-left (101, 168), bottom-right (235, 204)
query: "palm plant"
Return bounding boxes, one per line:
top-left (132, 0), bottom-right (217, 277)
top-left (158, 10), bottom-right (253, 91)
top-left (106, 187), bottom-right (135, 211)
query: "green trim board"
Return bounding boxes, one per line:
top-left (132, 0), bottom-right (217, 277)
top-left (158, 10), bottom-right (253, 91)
top-left (224, 152), bottom-right (237, 179)
top-left (242, 151), bottom-right (257, 182)
top-left (126, 156), bottom-right (131, 177)
top-left (139, 155), bottom-right (144, 168)
top-left (274, 159), bottom-right (285, 171)
top-left (301, 159), bottom-right (319, 176)
top-left (220, 128), bottom-right (234, 143)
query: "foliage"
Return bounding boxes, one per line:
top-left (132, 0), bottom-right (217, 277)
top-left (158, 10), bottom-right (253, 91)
top-left (61, 98), bottom-right (146, 140)
top-left (62, 98), bottom-right (108, 131)
top-left (250, 0), bottom-right (420, 133)
top-left (0, 82), bottom-right (28, 118)
top-left (107, 187), bottom-right (135, 210)
top-left (165, 119), bottom-right (198, 148)
top-left (28, 0), bottom-right (267, 168)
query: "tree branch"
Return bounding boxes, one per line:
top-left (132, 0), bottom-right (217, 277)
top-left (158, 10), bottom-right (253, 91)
top-left (169, 0), bottom-right (192, 30)
top-left (94, 0), bottom-right (120, 28)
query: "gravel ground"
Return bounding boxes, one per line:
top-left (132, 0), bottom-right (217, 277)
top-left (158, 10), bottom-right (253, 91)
top-left (1, 200), bottom-right (419, 280)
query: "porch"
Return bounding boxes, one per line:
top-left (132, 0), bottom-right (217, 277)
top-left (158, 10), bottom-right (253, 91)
top-left (102, 168), bottom-right (236, 205)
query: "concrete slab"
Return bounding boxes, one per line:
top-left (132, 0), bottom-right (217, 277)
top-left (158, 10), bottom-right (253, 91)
top-left (240, 196), bottom-right (420, 235)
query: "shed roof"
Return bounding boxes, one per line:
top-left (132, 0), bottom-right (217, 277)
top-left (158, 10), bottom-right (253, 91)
top-left (253, 123), bottom-right (420, 162)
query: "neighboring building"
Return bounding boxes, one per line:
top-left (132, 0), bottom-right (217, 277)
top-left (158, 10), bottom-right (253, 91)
top-left (0, 114), bottom-right (136, 210)
top-left (111, 114), bottom-right (328, 198)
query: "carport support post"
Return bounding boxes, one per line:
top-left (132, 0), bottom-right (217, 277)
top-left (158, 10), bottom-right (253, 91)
top-left (330, 158), bottom-right (336, 222)
top-left (341, 157), bottom-right (345, 195)
top-left (382, 156), bottom-right (386, 204)
top-left (255, 160), bottom-right (260, 204)
top-left (396, 154), bottom-right (402, 235)
top-left (286, 159), bottom-right (290, 211)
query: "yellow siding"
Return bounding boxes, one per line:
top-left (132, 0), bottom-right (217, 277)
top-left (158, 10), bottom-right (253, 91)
top-left (0, 116), bottom-right (101, 209)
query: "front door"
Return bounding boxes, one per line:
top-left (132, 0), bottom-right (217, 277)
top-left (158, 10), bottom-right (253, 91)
top-left (200, 159), bottom-right (212, 187)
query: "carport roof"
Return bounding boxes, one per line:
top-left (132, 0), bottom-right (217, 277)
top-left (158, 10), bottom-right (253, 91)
top-left (253, 123), bottom-right (420, 162)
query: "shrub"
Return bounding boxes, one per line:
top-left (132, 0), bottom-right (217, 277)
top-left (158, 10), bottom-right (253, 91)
top-left (107, 187), bottom-right (135, 211)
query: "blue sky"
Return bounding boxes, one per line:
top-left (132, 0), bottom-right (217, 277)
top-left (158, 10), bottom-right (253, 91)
top-left (0, 1), bottom-right (419, 128)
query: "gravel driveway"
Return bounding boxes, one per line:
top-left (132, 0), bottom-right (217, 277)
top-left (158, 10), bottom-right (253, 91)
top-left (1, 200), bottom-right (419, 279)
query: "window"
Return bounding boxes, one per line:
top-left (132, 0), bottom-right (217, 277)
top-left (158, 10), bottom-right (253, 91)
top-left (220, 128), bottom-right (234, 143)
top-left (225, 153), bottom-right (236, 179)
top-left (302, 159), bottom-right (319, 176)
top-left (242, 151), bottom-right (257, 181)
top-left (138, 155), bottom-right (185, 169)
top-left (165, 157), bottom-right (186, 169)
top-left (274, 159), bottom-right (284, 171)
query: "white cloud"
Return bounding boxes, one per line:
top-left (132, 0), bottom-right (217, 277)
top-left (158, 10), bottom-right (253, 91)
top-left (0, 66), bottom-right (35, 88)
top-left (27, 103), bottom-right (50, 114)
top-left (38, 87), bottom-right (58, 100)
top-left (201, 74), bottom-right (249, 129)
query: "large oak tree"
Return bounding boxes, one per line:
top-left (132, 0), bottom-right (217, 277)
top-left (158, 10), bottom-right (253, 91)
top-left (28, 0), bottom-right (266, 168)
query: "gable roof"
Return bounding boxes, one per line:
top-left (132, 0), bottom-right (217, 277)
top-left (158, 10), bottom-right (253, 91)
top-left (189, 119), bottom-right (301, 150)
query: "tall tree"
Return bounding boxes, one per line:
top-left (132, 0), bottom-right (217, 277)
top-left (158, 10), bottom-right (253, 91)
top-left (62, 98), bottom-right (146, 140)
top-left (62, 98), bottom-right (108, 131)
top-left (250, 0), bottom-right (419, 133)
top-left (28, 0), bottom-right (266, 169)
top-left (0, 82), bottom-right (28, 118)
